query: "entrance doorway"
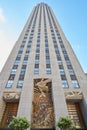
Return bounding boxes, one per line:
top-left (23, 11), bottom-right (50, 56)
top-left (67, 103), bottom-right (85, 128)
top-left (1, 102), bottom-right (18, 128)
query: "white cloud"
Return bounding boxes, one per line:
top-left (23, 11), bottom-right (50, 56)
top-left (0, 8), bottom-right (6, 22)
top-left (0, 30), bottom-right (15, 72)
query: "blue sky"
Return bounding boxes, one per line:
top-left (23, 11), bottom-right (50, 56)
top-left (0, 0), bottom-right (87, 72)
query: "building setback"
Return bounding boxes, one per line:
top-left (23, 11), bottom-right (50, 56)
top-left (0, 3), bottom-right (87, 129)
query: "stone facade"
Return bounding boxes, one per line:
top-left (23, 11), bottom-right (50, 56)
top-left (0, 2), bottom-right (87, 129)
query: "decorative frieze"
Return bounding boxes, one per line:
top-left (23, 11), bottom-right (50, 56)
top-left (3, 91), bottom-right (20, 102)
top-left (65, 91), bottom-right (83, 101)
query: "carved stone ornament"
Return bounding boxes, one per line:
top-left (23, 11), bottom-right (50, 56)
top-left (3, 91), bottom-right (20, 102)
top-left (65, 91), bottom-right (83, 101)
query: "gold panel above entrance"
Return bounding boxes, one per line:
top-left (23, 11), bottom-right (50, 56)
top-left (65, 91), bottom-right (83, 102)
top-left (3, 91), bottom-right (20, 102)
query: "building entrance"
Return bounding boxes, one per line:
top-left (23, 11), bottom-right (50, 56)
top-left (0, 102), bottom-right (18, 128)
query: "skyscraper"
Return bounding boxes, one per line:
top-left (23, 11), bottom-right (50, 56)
top-left (0, 2), bottom-right (87, 129)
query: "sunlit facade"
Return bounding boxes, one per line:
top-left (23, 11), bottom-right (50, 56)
top-left (0, 3), bottom-right (87, 129)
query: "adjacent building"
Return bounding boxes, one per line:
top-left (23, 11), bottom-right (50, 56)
top-left (0, 3), bottom-right (87, 129)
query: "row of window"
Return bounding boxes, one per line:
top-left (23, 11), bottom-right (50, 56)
top-left (47, 6), bottom-right (80, 89)
top-left (34, 42), bottom-right (40, 74)
top-left (34, 7), bottom-right (42, 74)
top-left (16, 6), bottom-right (40, 87)
top-left (5, 6), bottom-right (38, 88)
top-left (46, 6), bottom-right (68, 88)
top-left (44, 7), bottom-right (51, 74)
top-left (45, 36), bottom-right (51, 74)
top-left (6, 41), bottom-right (26, 88)
top-left (59, 39), bottom-right (79, 88)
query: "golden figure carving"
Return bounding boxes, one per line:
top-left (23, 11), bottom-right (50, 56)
top-left (35, 78), bottom-right (51, 98)
top-left (31, 79), bottom-right (55, 128)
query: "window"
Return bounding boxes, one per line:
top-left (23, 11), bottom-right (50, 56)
top-left (46, 53), bottom-right (49, 56)
top-left (24, 36), bottom-right (27, 39)
top-left (60, 69), bottom-right (65, 75)
top-left (26, 50), bottom-right (30, 53)
top-left (62, 80), bottom-right (68, 88)
top-left (54, 45), bottom-right (58, 48)
top-left (46, 56), bottom-right (50, 59)
top-left (34, 68), bottom-right (39, 74)
top-left (37, 38), bottom-right (40, 41)
top-left (22, 65), bottom-right (26, 69)
top-left (22, 40), bottom-right (26, 43)
top-left (30, 37), bottom-right (33, 39)
top-left (72, 80), bottom-right (79, 88)
top-left (14, 60), bottom-right (20, 65)
top-left (66, 60), bottom-right (71, 65)
top-left (63, 50), bottom-right (67, 54)
top-left (46, 64), bottom-right (51, 68)
top-left (35, 55), bottom-right (39, 60)
top-left (51, 29), bottom-right (54, 32)
top-left (6, 80), bottom-right (13, 88)
top-left (53, 40), bottom-right (57, 43)
top-left (58, 61), bottom-right (62, 65)
top-left (26, 48), bottom-right (30, 51)
top-left (55, 48), bottom-right (59, 51)
top-left (31, 29), bottom-right (34, 32)
top-left (20, 69), bottom-right (26, 75)
top-left (64, 54), bottom-right (68, 57)
top-left (11, 69), bottom-right (17, 74)
top-left (67, 65), bottom-right (72, 69)
top-left (64, 56), bottom-right (69, 60)
top-left (35, 60), bottom-right (39, 64)
top-left (46, 68), bottom-right (51, 74)
top-left (69, 69), bottom-right (75, 75)
top-left (61, 75), bottom-right (66, 80)
top-left (30, 33), bottom-right (34, 36)
top-left (59, 65), bottom-right (64, 69)
top-left (36, 49), bottom-right (40, 53)
top-left (13, 65), bottom-right (18, 69)
top-left (57, 56), bottom-right (61, 61)
top-left (18, 50), bottom-right (23, 54)
top-left (52, 37), bottom-right (56, 40)
top-left (25, 33), bottom-right (28, 36)
top-left (26, 29), bottom-right (29, 32)
top-left (37, 44), bottom-right (40, 47)
top-left (61, 47), bottom-right (66, 51)
top-left (17, 54), bottom-right (22, 57)
top-left (27, 45), bottom-right (31, 48)
top-left (60, 44), bottom-right (64, 48)
top-left (17, 80), bottom-right (24, 88)
top-left (70, 75), bottom-right (77, 80)
top-left (58, 36), bottom-right (61, 40)
top-left (23, 60), bottom-right (28, 65)
top-left (19, 47), bottom-right (24, 51)
top-left (28, 40), bottom-right (32, 43)
top-left (24, 56), bottom-right (28, 60)
top-left (37, 39), bottom-right (40, 42)
top-left (35, 64), bottom-right (39, 68)
top-left (46, 60), bottom-right (50, 64)
top-left (16, 57), bottom-right (21, 60)
top-left (9, 74), bottom-right (15, 80)
top-left (19, 75), bottom-right (24, 80)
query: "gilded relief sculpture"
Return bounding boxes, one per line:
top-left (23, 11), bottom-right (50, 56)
top-left (31, 78), bottom-right (55, 128)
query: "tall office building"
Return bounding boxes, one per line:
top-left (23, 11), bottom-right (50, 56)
top-left (0, 3), bottom-right (87, 129)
